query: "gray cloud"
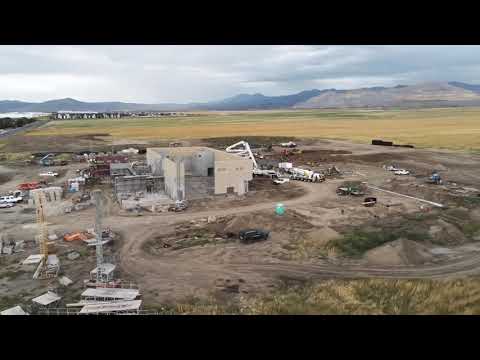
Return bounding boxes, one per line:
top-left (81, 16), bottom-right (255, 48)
top-left (0, 45), bottom-right (479, 103)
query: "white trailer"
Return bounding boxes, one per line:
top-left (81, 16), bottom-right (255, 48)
top-left (278, 162), bottom-right (293, 170)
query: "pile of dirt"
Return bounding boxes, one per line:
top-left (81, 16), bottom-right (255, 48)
top-left (220, 210), bottom-right (314, 236)
top-left (428, 219), bottom-right (468, 245)
top-left (269, 149), bottom-right (352, 165)
top-left (205, 136), bottom-right (297, 149)
top-left (364, 238), bottom-right (435, 266)
top-left (345, 152), bottom-right (408, 164)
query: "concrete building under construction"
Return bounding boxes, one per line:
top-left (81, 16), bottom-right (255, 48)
top-left (112, 147), bottom-right (253, 208)
top-left (146, 147), bottom-right (253, 200)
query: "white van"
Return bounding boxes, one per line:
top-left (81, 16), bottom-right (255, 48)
top-left (0, 195), bottom-right (23, 203)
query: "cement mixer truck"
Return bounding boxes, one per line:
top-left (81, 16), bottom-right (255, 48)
top-left (289, 167), bottom-right (324, 182)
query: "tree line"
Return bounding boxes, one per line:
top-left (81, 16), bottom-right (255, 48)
top-left (0, 117), bottom-right (37, 130)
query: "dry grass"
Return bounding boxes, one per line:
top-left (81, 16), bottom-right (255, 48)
top-left (152, 278), bottom-right (480, 314)
top-left (27, 107), bottom-right (480, 151)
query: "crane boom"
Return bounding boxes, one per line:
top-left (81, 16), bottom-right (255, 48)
top-left (225, 140), bottom-right (258, 169)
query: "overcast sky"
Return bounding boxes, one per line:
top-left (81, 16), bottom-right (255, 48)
top-left (1, 45), bottom-right (480, 103)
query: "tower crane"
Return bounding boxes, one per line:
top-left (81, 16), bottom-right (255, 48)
top-left (32, 191), bottom-right (59, 279)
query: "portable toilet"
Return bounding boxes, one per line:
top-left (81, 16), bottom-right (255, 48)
top-left (275, 203), bottom-right (285, 215)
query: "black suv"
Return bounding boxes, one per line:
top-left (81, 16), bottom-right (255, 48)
top-left (239, 229), bottom-right (270, 244)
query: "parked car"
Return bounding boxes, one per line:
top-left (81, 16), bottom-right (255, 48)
top-left (273, 178), bottom-right (290, 185)
top-left (239, 229), bottom-right (270, 244)
top-left (39, 171), bottom-right (58, 177)
top-left (0, 195), bottom-right (23, 203)
top-left (394, 169), bottom-right (410, 175)
top-left (385, 165), bottom-right (399, 171)
top-left (0, 203), bottom-right (15, 208)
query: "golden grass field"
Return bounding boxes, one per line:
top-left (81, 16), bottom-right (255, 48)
top-left (28, 107), bottom-right (480, 151)
top-left (149, 278), bottom-right (480, 315)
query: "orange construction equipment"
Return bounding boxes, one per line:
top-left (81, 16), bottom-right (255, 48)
top-left (17, 182), bottom-right (42, 190)
top-left (63, 232), bottom-right (94, 242)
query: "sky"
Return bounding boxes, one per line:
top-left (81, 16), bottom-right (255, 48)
top-left (1, 45), bottom-right (480, 103)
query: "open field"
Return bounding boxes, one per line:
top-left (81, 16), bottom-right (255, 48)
top-left (28, 108), bottom-right (480, 151)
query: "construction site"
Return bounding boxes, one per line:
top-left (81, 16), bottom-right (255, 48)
top-left (1, 135), bottom-right (480, 315)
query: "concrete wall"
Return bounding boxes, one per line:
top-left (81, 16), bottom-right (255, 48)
top-left (114, 176), bottom-right (164, 195)
top-left (185, 176), bottom-right (214, 199)
top-left (214, 157), bottom-right (252, 196)
top-left (146, 149), bottom-right (165, 176)
top-left (189, 149), bottom-right (214, 176)
top-left (163, 158), bottom-right (185, 201)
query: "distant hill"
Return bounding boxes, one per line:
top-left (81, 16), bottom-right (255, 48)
top-left (448, 81), bottom-right (480, 94)
top-left (200, 89), bottom-right (325, 110)
top-left (294, 82), bottom-right (480, 109)
top-left (2, 82), bottom-right (480, 112)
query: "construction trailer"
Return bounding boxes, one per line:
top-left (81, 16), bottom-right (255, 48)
top-left (0, 306), bottom-right (29, 315)
top-left (80, 288), bottom-right (140, 302)
top-left (32, 291), bottom-right (61, 309)
top-left (79, 300), bottom-right (142, 315)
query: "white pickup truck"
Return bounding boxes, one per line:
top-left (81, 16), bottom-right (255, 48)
top-left (39, 171), bottom-right (58, 177)
top-left (0, 195), bottom-right (23, 203)
top-left (273, 178), bottom-right (290, 185)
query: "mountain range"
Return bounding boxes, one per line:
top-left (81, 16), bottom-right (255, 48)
top-left (2, 82), bottom-right (480, 113)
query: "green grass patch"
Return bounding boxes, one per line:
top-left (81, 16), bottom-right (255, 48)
top-left (463, 223), bottom-right (480, 238)
top-left (328, 226), bottom-right (431, 257)
top-left (328, 230), bottom-right (398, 257)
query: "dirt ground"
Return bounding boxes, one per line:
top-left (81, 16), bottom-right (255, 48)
top-left (1, 136), bottom-right (480, 311)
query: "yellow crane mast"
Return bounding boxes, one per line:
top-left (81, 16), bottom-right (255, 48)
top-left (33, 191), bottom-right (59, 279)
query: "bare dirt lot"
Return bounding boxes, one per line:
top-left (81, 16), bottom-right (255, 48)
top-left (1, 136), bottom-right (480, 313)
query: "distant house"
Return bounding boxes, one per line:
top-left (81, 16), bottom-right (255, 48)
top-left (51, 111), bottom-right (123, 120)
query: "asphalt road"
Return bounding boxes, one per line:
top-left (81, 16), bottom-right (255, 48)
top-left (0, 120), bottom-right (47, 139)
